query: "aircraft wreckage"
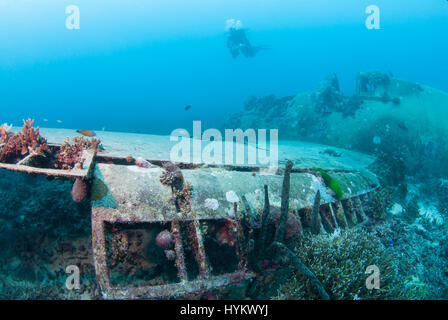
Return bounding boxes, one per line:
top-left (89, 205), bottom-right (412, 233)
top-left (0, 125), bottom-right (379, 299)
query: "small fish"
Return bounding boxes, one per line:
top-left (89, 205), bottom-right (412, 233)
top-left (43, 118), bottom-right (48, 122)
top-left (184, 105), bottom-right (191, 111)
top-left (388, 239), bottom-right (395, 245)
top-left (77, 130), bottom-right (97, 137)
top-left (56, 120), bottom-right (62, 124)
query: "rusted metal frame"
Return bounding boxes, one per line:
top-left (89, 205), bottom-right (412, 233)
top-left (319, 203), bottom-right (338, 233)
top-left (359, 192), bottom-right (373, 218)
top-left (0, 148), bottom-right (96, 180)
top-left (95, 154), bottom-right (357, 176)
top-left (171, 220), bottom-right (188, 282)
top-left (187, 220), bottom-right (210, 279)
top-left (333, 200), bottom-right (348, 229)
top-left (0, 162), bottom-right (88, 179)
top-left (307, 190), bottom-right (380, 235)
top-left (318, 204), bottom-right (332, 233)
top-left (92, 208), bottom-right (189, 283)
top-left (341, 197), bottom-right (358, 226)
top-left (360, 192), bottom-right (372, 206)
top-left (91, 207), bottom-right (253, 299)
top-left (352, 196), bottom-right (368, 222)
top-left (327, 203), bottom-right (340, 229)
top-left (89, 161), bottom-right (378, 297)
top-left (311, 191), bottom-right (323, 235)
top-left (296, 191), bottom-right (376, 235)
top-left (101, 272), bottom-right (255, 300)
top-left (232, 213), bottom-right (249, 271)
top-left (91, 208), bottom-right (112, 293)
top-left (80, 149), bottom-right (96, 179)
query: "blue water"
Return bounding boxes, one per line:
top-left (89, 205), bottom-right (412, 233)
top-left (0, 0), bottom-right (447, 134)
top-left (2, 1), bottom-right (448, 301)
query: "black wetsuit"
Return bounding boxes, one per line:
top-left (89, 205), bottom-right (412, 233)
top-left (227, 28), bottom-right (261, 58)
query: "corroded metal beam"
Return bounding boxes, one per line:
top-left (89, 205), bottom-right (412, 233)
top-left (0, 149), bottom-right (96, 180)
top-left (91, 206), bottom-right (254, 300)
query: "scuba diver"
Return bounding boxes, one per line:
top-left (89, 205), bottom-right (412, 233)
top-left (226, 19), bottom-right (265, 58)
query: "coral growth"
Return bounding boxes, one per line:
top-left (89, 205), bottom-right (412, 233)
top-left (404, 197), bottom-right (419, 224)
top-left (110, 230), bottom-right (129, 267)
top-left (418, 203), bottom-right (444, 227)
top-left (0, 119), bottom-right (100, 170)
top-left (173, 183), bottom-right (193, 215)
top-left (160, 162), bottom-right (185, 190)
top-left (0, 119), bottom-right (50, 164)
top-left (160, 162), bottom-right (193, 217)
top-left (0, 123), bottom-right (12, 139)
top-left (55, 136), bottom-right (101, 170)
top-left (368, 187), bottom-right (394, 220)
top-left (275, 228), bottom-right (402, 300)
